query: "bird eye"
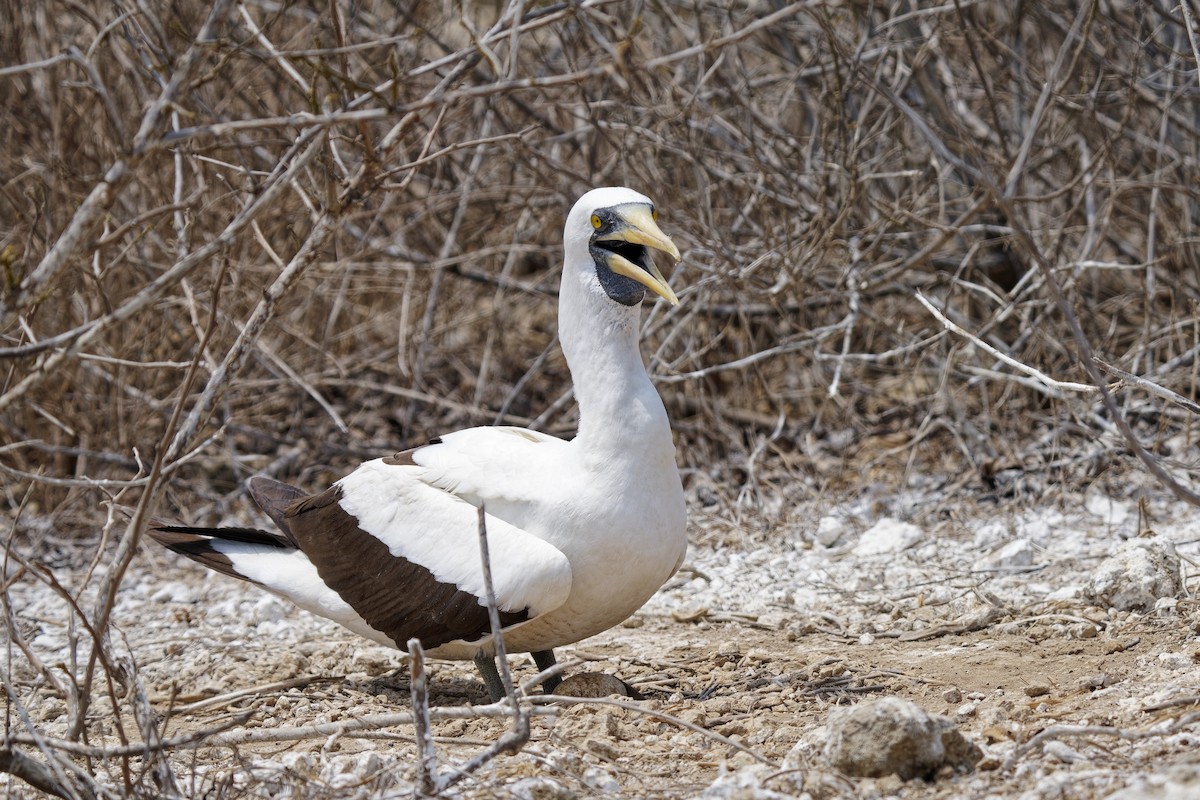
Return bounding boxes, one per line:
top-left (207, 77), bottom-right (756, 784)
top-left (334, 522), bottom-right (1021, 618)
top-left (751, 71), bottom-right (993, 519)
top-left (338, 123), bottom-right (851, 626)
top-left (591, 214), bottom-right (602, 229)
top-left (651, 208), bottom-right (658, 222)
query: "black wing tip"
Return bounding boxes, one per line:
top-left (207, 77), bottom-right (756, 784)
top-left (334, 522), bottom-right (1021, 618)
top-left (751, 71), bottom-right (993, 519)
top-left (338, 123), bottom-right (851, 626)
top-left (150, 524), bottom-right (292, 548)
top-left (146, 527), bottom-right (244, 580)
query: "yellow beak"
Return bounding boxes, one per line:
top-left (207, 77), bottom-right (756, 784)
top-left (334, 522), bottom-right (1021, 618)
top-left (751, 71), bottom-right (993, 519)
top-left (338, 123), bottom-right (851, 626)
top-left (595, 205), bottom-right (682, 306)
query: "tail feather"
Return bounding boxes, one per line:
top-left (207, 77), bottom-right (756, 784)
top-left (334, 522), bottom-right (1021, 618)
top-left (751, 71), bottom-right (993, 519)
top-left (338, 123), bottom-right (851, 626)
top-left (147, 474), bottom-right (309, 585)
top-left (147, 524), bottom-right (293, 582)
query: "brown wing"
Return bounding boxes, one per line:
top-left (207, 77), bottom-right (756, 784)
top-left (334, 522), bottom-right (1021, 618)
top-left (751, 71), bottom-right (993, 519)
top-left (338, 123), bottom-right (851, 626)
top-left (282, 485), bottom-right (528, 649)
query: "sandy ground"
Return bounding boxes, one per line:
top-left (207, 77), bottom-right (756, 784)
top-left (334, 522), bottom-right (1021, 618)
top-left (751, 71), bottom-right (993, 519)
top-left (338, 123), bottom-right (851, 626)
top-left (5, 480), bottom-right (1200, 798)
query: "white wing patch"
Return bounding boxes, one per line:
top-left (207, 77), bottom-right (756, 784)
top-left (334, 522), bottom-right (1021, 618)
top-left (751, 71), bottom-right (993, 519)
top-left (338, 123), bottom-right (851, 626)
top-left (336, 458), bottom-right (572, 617)
top-left (411, 427), bottom-right (568, 506)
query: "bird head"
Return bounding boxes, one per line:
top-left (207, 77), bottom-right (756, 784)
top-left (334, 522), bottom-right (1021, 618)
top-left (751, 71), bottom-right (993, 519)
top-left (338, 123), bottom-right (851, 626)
top-left (564, 187), bottom-right (681, 307)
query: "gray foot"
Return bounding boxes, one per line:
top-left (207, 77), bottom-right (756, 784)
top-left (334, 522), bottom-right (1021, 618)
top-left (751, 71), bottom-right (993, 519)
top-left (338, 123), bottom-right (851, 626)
top-left (531, 649), bottom-right (562, 694)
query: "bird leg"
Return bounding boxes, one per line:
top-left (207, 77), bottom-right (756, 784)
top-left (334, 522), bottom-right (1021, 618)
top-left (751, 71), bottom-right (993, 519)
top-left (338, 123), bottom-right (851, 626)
top-left (474, 650), bottom-right (562, 700)
top-left (531, 649), bottom-right (562, 694)
top-left (473, 651), bottom-right (506, 703)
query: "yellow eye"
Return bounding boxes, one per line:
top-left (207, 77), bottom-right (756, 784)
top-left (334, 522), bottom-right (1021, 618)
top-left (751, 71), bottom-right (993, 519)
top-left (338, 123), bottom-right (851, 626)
top-left (651, 208), bottom-right (658, 222)
top-left (590, 214), bottom-right (602, 229)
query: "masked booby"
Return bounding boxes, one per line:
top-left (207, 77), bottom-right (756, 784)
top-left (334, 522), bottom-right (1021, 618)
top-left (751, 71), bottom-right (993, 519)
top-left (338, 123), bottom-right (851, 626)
top-left (149, 187), bottom-right (688, 701)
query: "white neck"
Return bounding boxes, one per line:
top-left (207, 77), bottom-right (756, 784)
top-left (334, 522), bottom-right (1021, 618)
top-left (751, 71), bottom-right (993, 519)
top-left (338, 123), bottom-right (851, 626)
top-left (558, 265), bottom-right (672, 463)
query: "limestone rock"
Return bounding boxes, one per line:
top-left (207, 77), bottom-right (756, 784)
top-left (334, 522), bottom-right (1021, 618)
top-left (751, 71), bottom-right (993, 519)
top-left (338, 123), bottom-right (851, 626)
top-left (1088, 540), bottom-right (1180, 612)
top-left (852, 519), bottom-right (923, 556)
top-left (823, 697), bottom-right (981, 780)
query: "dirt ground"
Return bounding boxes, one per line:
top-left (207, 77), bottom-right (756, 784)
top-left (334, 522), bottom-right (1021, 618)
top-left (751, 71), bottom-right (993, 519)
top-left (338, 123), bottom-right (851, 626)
top-left (7, 480), bottom-right (1200, 799)
top-left (138, 612), bottom-right (1200, 799)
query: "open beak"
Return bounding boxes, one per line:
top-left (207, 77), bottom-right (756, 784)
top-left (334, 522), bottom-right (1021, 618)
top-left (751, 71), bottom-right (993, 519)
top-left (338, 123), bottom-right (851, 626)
top-left (595, 205), bottom-right (682, 306)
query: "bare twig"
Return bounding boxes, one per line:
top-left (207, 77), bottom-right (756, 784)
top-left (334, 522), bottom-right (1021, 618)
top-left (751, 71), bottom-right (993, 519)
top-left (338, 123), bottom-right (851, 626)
top-left (526, 695), bottom-right (774, 766)
top-left (162, 676), bottom-right (330, 714)
top-left (200, 706), bottom-right (555, 748)
top-left (408, 638), bottom-right (439, 796)
top-left (1178, 0), bottom-right (1200, 92)
top-left (163, 209), bottom-right (334, 463)
top-left (0, 0), bottom-right (233, 324)
top-left (429, 505), bottom-right (534, 792)
top-left (0, 747), bottom-right (102, 800)
top-left (915, 292), bottom-right (1097, 395)
top-left (1095, 357), bottom-right (1200, 416)
top-left (1006, 712), bottom-right (1200, 769)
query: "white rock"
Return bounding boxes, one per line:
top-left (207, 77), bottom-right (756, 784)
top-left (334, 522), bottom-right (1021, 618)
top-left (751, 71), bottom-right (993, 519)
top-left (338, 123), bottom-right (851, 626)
top-left (582, 766), bottom-right (620, 794)
top-left (693, 765), bottom-right (797, 799)
top-left (1104, 765), bottom-right (1200, 799)
top-left (1155, 597), bottom-right (1179, 617)
top-left (822, 696), bottom-right (981, 780)
top-left (974, 538), bottom-right (1035, 571)
top-left (253, 595), bottom-right (289, 624)
top-left (31, 632), bottom-right (66, 652)
top-left (150, 581), bottom-right (198, 604)
top-left (351, 645), bottom-right (396, 672)
top-left (1157, 652), bottom-right (1192, 671)
top-left (512, 776), bottom-right (574, 800)
top-left (972, 519), bottom-right (1011, 550)
top-left (1045, 585), bottom-right (1085, 601)
top-left (815, 515), bottom-right (848, 547)
top-left (256, 620), bottom-right (293, 639)
top-left (1014, 514), bottom-right (1054, 541)
top-left (1085, 490), bottom-right (1130, 527)
top-left (1088, 540), bottom-right (1180, 612)
top-left (852, 519), bottom-right (923, 556)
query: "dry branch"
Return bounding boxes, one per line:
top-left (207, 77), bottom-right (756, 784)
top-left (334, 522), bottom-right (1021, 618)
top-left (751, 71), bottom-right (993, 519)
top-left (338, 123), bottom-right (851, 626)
top-left (408, 638), bottom-right (439, 795)
top-left (1005, 712), bottom-right (1200, 770)
top-left (0, 0), bottom-right (233, 324)
top-left (915, 291), bottom-right (1097, 397)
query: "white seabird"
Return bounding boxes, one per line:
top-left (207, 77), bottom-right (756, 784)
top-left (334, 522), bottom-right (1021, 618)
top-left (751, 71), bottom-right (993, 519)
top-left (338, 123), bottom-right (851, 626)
top-left (149, 187), bottom-right (688, 700)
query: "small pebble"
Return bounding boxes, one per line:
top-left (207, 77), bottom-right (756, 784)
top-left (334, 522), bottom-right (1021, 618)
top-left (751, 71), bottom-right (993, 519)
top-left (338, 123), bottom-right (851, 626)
top-left (1045, 740), bottom-right (1086, 763)
top-left (815, 515), bottom-right (848, 547)
top-left (1079, 673), bottom-right (1114, 691)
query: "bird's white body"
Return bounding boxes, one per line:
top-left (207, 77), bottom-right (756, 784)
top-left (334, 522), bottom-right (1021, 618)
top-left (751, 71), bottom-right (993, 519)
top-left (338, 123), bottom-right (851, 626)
top-left (154, 187), bottom-right (687, 666)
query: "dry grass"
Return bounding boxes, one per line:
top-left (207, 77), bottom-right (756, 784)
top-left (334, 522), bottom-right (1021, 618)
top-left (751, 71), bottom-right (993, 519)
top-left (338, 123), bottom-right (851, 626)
top-left (2, 0), bottom-right (1200, 796)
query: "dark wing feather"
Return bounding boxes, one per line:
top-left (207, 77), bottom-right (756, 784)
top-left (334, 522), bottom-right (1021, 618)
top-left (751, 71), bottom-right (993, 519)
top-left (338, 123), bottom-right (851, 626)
top-left (248, 476), bottom-right (307, 543)
top-left (283, 485), bottom-right (528, 649)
